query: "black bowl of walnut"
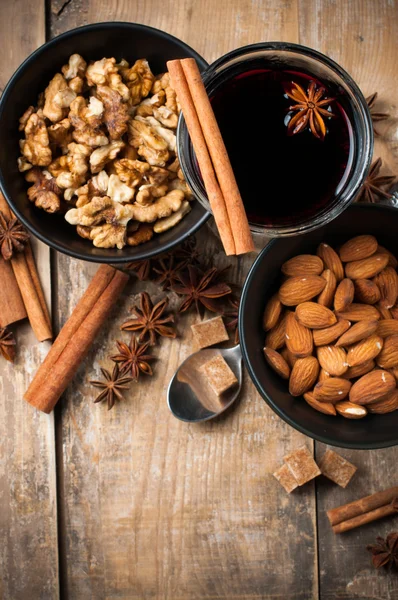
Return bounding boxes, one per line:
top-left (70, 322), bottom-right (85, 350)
top-left (239, 203), bottom-right (398, 450)
top-left (0, 22), bottom-right (210, 263)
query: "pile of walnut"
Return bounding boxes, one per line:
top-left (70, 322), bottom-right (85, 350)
top-left (17, 54), bottom-right (193, 249)
top-left (263, 235), bottom-right (398, 419)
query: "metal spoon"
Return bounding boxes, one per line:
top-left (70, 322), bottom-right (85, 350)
top-left (167, 344), bottom-right (242, 422)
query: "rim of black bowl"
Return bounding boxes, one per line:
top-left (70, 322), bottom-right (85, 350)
top-left (0, 21), bottom-right (211, 263)
top-left (238, 204), bottom-right (398, 450)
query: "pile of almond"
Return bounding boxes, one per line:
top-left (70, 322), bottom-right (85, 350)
top-left (263, 235), bottom-right (398, 419)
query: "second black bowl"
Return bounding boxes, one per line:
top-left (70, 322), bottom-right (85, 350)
top-left (0, 22), bottom-right (209, 263)
top-left (239, 204), bottom-right (398, 449)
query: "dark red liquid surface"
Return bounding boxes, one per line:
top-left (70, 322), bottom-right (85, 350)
top-left (210, 69), bottom-right (353, 227)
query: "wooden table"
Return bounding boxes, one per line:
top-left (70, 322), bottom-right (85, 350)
top-left (1, 1), bottom-right (398, 598)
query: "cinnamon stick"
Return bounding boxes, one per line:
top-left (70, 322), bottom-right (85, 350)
top-left (332, 499), bottom-right (398, 534)
top-left (0, 257), bottom-right (27, 328)
top-left (24, 265), bottom-right (129, 413)
top-left (180, 58), bottom-right (254, 255)
top-left (327, 486), bottom-right (398, 526)
top-left (167, 60), bottom-right (236, 255)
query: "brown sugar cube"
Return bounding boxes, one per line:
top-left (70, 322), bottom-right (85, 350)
top-left (200, 354), bottom-right (238, 396)
top-left (283, 445), bottom-right (321, 486)
top-left (191, 316), bottom-right (229, 349)
top-left (319, 449), bottom-right (357, 488)
top-left (273, 463), bottom-right (299, 494)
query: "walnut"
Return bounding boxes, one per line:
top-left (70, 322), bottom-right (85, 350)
top-left (141, 116), bottom-right (176, 151)
top-left (168, 177), bottom-right (193, 200)
top-left (126, 223), bottom-right (154, 246)
top-left (48, 118), bottom-right (73, 153)
top-left (17, 157), bottom-right (32, 172)
top-left (86, 57), bottom-right (130, 102)
top-left (43, 74), bottom-right (76, 123)
top-left (136, 183), bottom-right (168, 206)
top-left (129, 189), bottom-right (184, 222)
top-left (69, 77), bottom-right (84, 94)
top-left (19, 106), bottom-right (35, 131)
top-left (96, 85), bottom-right (129, 140)
top-left (120, 59), bottom-right (154, 105)
top-left (90, 223), bottom-right (127, 249)
top-left (76, 225), bottom-right (92, 239)
top-left (62, 54), bottom-right (87, 80)
top-left (114, 158), bottom-right (150, 187)
top-left (146, 166), bottom-right (169, 185)
top-left (65, 196), bottom-right (134, 227)
top-left (53, 142), bottom-right (91, 196)
top-left (134, 91), bottom-right (166, 118)
top-left (153, 105), bottom-right (178, 129)
top-left (25, 168), bottom-right (62, 213)
top-left (153, 200), bottom-right (191, 233)
top-left (20, 112), bottom-right (52, 166)
top-left (120, 145), bottom-right (138, 160)
top-left (69, 96), bottom-right (108, 147)
top-left (90, 140), bottom-right (125, 173)
top-left (107, 174), bottom-right (134, 203)
top-left (128, 118), bottom-right (169, 166)
top-left (152, 73), bottom-right (178, 113)
top-left (74, 170), bottom-right (109, 207)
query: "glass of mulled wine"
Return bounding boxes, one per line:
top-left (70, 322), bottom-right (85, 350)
top-left (178, 42), bottom-right (373, 237)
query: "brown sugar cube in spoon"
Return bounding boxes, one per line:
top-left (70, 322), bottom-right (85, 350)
top-left (318, 449), bottom-right (357, 488)
top-left (200, 354), bottom-right (238, 395)
top-left (191, 316), bottom-right (229, 349)
top-left (283, 446), bottom-right (321, 486)
top-left (273, 463), bottom-right (299, 493)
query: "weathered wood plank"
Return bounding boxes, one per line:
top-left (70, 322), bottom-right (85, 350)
top-left (299, 1), bottom-right (398, 598)
top-left (0, 2), bottom-right (59, 599)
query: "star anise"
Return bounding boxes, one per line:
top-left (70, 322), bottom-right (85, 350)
top-left (284, 80), bottom-right (335, 140)
top-left (125, 259), bottom-right (152, 281)
top-left (153, 254), bottom-right (188, 290)
top-left (0, 327), bottom-right (16, 362)
top-left (0, 210), bottom-right (29, 260)
top-left (173, 236), bottom-right (201, 264)
top-left (223, 296), bottom-right (240, 344)
top-left (367, 529), bottom-right (398, 570)
top-left (366, 92), bottom-right (390, 136)
top-left (172, 265), bottom-right (231, 315)
top-left (120, 292), bottom-right (176, 345)
top-left (356, 157), bottom-right (396, 203)
top-left (110, 336), bottom-right (155, 381)
top-left (90, 364), bottom-right (134, 410)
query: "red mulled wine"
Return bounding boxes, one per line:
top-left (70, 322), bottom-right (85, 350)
top-left (210, 69), bottom-right (353, 227)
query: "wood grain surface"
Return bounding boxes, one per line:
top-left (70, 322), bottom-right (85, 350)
top-left (1, 1), bottom-right (398, 599)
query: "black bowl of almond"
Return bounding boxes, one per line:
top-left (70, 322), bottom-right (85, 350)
top-left (0, 22), bottom-right (209, 263)
top-left (239, 203), bottom-right (398, 449)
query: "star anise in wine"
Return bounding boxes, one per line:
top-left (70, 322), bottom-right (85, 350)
top-left (90, 364), bottom-right (134, 410)
top-left (172, 265), bottom-right (231, 315)
top-left (0, 327), bottom-right (16, 362)
top-left (110, 336), bottom-right (155, 381)
top-left (366, 92), bottom-right (390, 136)
top-left (125, 259), bottom-right (152, 281)
top-left (356, 157), bottom-right (396, 203)
top-left (120, 292), bottom-right (176, 345)
top-left (367, 530), bottom-right (398, 570)
top-left (284, 81), bottom-right (335, 140)
top-left (153, 254), bottom-right (188, 290)
top-left (224, 296), bottom-right (240, 344)
top-left (0, 210), bottom-right (29, 260)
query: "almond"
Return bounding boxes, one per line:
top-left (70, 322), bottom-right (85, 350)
top-left (377, 245), bottom-right (398, 269)
top-left (376, 334), bottom-right (398, 369)
top-left (390, 305), bottom-right (398, 320)
top-left (374, 266), bottom-right (398, 309)
top-left (285, 312), bottom-right (313, 357)
top-left (313, 319), bottom-right (351, 346)
top-left (335, 401), bottom-right (368, 419)
top-left (279, 276), bottom-right (326, 306)
top-left (263, 347), bottom-right (291, 379)
top-left (377, 302), bottom-right (392, 320)
top-left (317, 345), bottom-right (348, 376)
top-left (389, 366), bottom-right (398, 381)
top-left (349, 369), bottom-right (395, 405)
top-left (317, 269), bottom-right (337, 307)
top-left (337, 303), bottom-right (380, 322)
top-left (318, 368), bottom-right (331, 382)
top-left (281, 347), bottom-right (297, 368)
top-left (289, 356), bottom-right (320, 396)
top-left (339, 235), bottom-right (378, 262)
top-left (265, 312), bottom-right (287, 350)
top-left (281, 254), bottom-right (324, 277)
top-left (317, 243), bottom-right (344, 281)
top-left (313, 378), bottom-right (351, 403)
top-left (354, 279), bottom-right (381, 304)
top-left (334, 278), bottom-right (354, 312)
top-left (303, 392), bottom-right (337, 415)
top-left (377, 320), bottom-right (398, 338)
top-left (262, 294), bottom-right (282, 331)
top-left (335, 320), bottom-right (378, 347)
top-left (345, 253), bottom-right (389, 279)
top-left (343, 359), bottom-right (376, 380)
top-left (295, 302), bottom-right (336, 329)
top-left (346, 334), bottom-right (383, 367)
top-left (368, 388), bottom-right (398, 414)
